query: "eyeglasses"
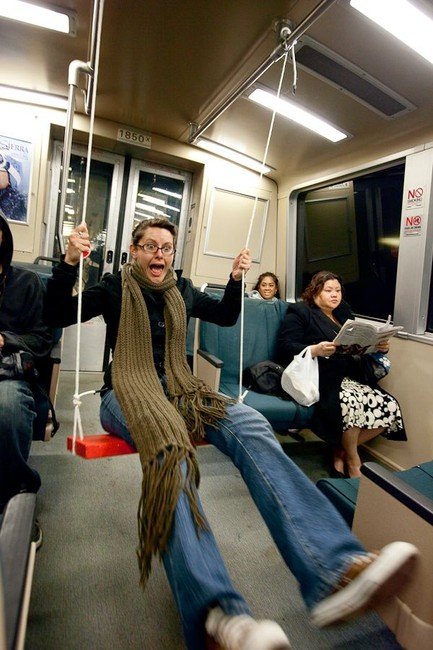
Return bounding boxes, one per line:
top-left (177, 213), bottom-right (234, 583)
top-left (136, 242), bottom-right (175, 256)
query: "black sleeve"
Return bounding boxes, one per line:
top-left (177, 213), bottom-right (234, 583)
top-left (43, 260), bottom-right (111, 328)
top-left (276, 304), bottom-right (312, 366)
top-left (189, 276), bottom-right (243, 326)
top-left (1, 274), bottom-right (53, 358)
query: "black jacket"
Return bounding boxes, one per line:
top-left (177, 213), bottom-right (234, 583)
top-left (276, 301), bottom-right (376, 444)
top-left (0, 215), bottom-right (53, 359)
top-left (44, 261), bottom-right (243, 388)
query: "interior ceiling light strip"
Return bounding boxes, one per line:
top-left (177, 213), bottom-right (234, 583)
top-left (248, 88), bottom-right (348, 142)
top-left (350, 0), bottom-right (433, 65)
top-left (0, 0), bottom-right (75, 35)
top-left (196, 138), bottom-right (273, 173)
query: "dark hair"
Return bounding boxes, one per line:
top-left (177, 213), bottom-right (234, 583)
top-left (131, 217), bottom-right (177, 246)
top-left (253, 272), bottom-right (280, 298)
top-left (301, 270), bottom-right (343, 306)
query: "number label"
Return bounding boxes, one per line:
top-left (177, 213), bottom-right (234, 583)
top-left (117, 127), bottom-right (151, 149)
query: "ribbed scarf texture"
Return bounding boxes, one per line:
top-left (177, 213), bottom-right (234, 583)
top-left (112, 261), bottom-right (231, 586)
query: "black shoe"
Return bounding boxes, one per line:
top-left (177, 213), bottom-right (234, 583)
top-left (32, 519), bottom-right (43, 551)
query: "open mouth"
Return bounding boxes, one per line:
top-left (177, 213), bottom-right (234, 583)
top-left (149, 262), bottom-right (165, 278)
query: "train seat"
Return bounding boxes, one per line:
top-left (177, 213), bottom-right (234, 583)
top-left (318, 461), bottom-right (433, 650)
top-left (194, 297), bottom-right (314, 432)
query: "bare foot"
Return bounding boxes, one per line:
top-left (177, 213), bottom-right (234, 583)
top-left (346, 462), bottom-right (362, 478)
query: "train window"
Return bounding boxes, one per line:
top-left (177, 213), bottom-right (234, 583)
top-left (296, 162), bottom-right (405, 321)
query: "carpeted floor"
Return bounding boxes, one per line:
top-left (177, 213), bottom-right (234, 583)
top-left (25, 372), bottom-right (402, 649)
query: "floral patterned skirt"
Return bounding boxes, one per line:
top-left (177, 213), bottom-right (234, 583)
top-left (339, 377), bottom-right (404, 436)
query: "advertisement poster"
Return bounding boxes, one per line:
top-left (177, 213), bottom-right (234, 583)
top-left (0, 135), bottom-right (32, 223)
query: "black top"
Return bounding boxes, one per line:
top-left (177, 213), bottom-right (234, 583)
top-left (276, 301), bottom-right (373, 444)
top-left (0, 214), bottom-right (53, 359)
top-left (44, 260), bottom-right (243, 388)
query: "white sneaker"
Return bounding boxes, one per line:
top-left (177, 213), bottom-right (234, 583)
top-left (310, 541), bottom-right (419, 627)
top-left (205, 607), bottom-right (291, 650)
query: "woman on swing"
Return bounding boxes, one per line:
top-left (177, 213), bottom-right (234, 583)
top-left (44, 218), bottom-right (417, 650)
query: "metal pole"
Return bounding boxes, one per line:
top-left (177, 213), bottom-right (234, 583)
top-left (56, 0), bottom-right (104, 253)
top-left (85, 0), bottom-right (104, 115)
top-left (189, 0), bottom-right (338, 143)
top-left (56, 61), bottom-right (92, 255)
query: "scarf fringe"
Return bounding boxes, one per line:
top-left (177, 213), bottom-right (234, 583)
top-left (136, 446), bottom-right (206, 587)
top-left (172, 387), bottom-right (234, 445)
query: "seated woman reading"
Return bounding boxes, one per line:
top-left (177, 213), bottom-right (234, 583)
top-left (276, 270), bottom-right (405, 478)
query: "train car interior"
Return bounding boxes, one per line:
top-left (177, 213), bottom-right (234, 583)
top-left (1, 0), bottom-right (433, 648)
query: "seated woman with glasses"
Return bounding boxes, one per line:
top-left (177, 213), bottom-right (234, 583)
top-left (43, 218), bottom-right (418, 650)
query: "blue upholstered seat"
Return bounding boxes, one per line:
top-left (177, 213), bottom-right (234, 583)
top-left (198, 298), bottom-right (314, 431)
top-left (317, 460), bottom-right (433, 527)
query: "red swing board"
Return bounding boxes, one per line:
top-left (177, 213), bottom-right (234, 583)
top-left (67, 434), bottom-right (210, 459)
top-left (67, 434), bottom-right (137, 459)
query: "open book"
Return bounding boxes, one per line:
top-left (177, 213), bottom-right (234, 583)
top-left (333, 318), bottom-right (403, 355)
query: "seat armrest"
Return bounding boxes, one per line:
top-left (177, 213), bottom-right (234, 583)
top-left (195, 349), bottom-right (223, 391)
top-left (361, 462), bottom-right (433, 525)
top-left (197, 349), bottom-right (224, 368)
top-left (0, 493), bottom-right (36, 650)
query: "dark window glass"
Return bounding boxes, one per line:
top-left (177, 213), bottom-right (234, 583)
top-left (54, 154), bottom-right (113, 288)
top-left (297, 163), bottom-right (404, 320)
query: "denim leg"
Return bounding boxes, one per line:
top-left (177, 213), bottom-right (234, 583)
top-left (205, 401), bottom-right (366, 609)
top-left (0, 379), bottom-right (40, 507)
top-left (100, 390), bottom-right (251, 650)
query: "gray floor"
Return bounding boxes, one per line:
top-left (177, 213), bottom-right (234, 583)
top-left (26, 371), bottom-right (402, 649)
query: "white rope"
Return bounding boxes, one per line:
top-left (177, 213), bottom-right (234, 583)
top-left (71, 0), bottom-right (104, 455)
top-left (291, 41), bottom-right (298, 94)
top-left (238, 50), bottom-right (290, 402)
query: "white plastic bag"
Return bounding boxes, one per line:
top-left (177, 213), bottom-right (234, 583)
top-left (281, 346), bottom-right (320, 407)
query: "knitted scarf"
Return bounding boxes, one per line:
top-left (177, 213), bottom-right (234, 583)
top-left (112, 261), bottom-right (232, 586)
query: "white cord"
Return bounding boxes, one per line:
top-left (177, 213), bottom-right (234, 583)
top-left (291, 41), bottom-right (298, 94)
top-left (71, 0), bottom-right (105, 455)
top-left (238, 51), bottom-right (289, 401)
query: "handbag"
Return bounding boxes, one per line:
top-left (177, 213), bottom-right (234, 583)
top-left (0, 350), bottom-right (38, 381)
top-left (360, 351), bottom-right (391, 385)
top-left (281, 346), bottom-right (320, 407)
top-left (242, 360), bottom-right (286, 397)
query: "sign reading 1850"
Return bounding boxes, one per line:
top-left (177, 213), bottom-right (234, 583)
top-left (117, 127), bottom-right (151, 149)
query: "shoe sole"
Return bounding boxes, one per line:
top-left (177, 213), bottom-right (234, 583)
top-left (310, 541), bottom-right (419, 628)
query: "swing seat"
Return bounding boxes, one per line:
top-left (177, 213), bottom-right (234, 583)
top-left (67, 433), bottom-right (210, 459)
top-left (67, 434), bottom-right (137, 459)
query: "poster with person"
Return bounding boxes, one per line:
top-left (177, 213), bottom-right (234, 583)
top-left (0, 135), bottom-right (32, 223)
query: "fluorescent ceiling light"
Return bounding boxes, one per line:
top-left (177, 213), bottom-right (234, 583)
top-left (196, 138), bottom-right (273, 174)
top-left (137, 193), bottom-right (181, 212)
top-left (135, 202), bottom-right (170, 218)
top-left (0, 84), bottom-right (68, 109)
top-left (350, 0), bottom-right (433, 64)
top-left (248, 88), bottom-right (348, 143)
top-left (0, 0), bottom-right (74, 34)
top-left (137, 193), bottom-right (166, 207)
top-left (153, 187), bottom-right (183, 200)
top-left (135, 211), bottom-right (164, 220)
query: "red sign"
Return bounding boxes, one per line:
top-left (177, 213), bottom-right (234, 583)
top-left (407, 187), bottom-right (423, 200)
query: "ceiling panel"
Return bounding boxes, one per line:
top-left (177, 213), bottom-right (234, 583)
top-left (1, 0), bottom-right (433, 183)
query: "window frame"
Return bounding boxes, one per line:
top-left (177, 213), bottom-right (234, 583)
top-left (286, 142), bottom-right (433, 345)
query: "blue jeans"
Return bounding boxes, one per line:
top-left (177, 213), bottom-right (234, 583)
top-left (101, 390), bottom-right (365, 649)
top-left (0, 379), bottom-right (40, 509)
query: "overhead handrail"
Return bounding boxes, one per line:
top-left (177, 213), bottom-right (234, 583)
top-left (56, 0), bottom-right (104, 254)
top-left (188, 0), bottom-right (338, 144)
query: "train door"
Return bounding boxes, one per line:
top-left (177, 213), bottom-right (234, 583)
top-left (119, 159), bottom-right (191, 271)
